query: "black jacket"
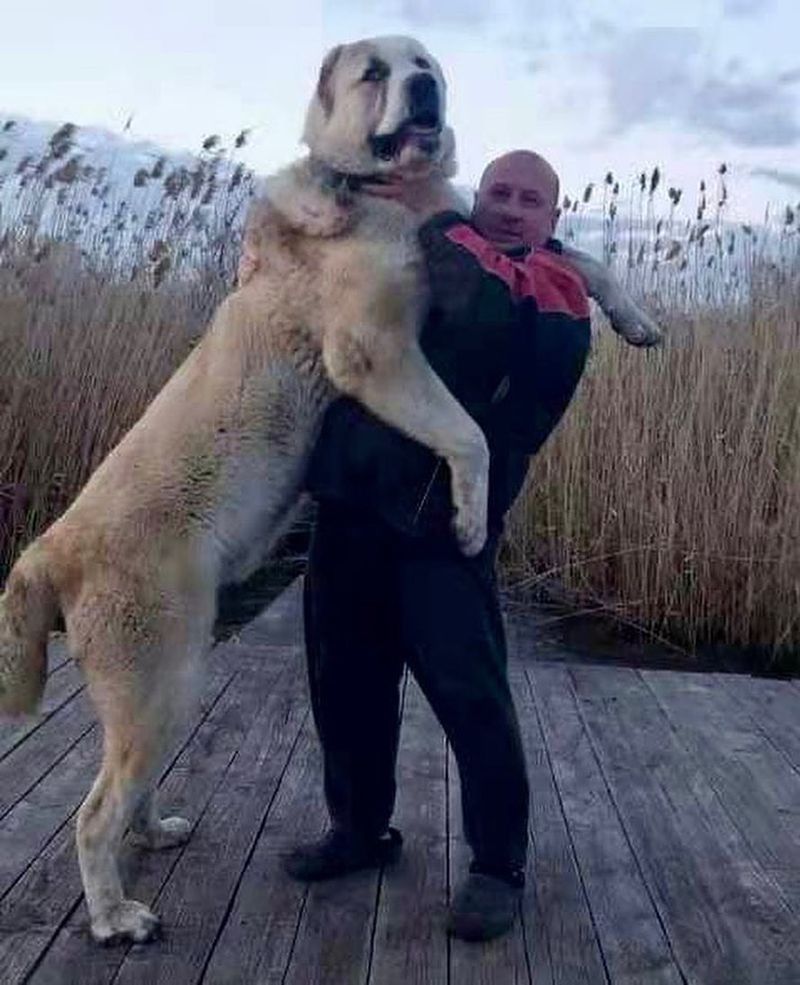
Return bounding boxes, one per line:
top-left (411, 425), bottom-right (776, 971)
top-left (306, 211), bottom-right (591, 541)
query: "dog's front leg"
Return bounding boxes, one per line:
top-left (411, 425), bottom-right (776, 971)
top-left (325, 334), bottom-right (489, 556)
top-left (561, 245), bottom-right (663, 347)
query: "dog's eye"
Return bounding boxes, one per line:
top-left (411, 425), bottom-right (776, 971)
top-left (414, 57), bottom-right (431, 70)
top-left (362, 60), bottom-right (388, 83)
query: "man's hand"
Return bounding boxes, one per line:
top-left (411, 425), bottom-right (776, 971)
top-left (361, 172), bottom-right (463, 221)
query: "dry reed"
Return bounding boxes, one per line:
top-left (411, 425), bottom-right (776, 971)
top-left (0, 126), bottom-right (798, 668)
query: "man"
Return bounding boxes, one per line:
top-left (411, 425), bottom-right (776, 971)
top-left (288, 151), bottom-right (591, 942)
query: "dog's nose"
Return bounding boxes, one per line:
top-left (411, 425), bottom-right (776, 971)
top-left (408, 73), bottom-right (439, 124)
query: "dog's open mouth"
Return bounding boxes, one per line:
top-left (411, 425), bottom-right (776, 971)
top-left (370, 116), bottom-right (442, 161)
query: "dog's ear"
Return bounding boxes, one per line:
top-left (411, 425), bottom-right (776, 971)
top-left (317, 44), bottom-right (343, 118)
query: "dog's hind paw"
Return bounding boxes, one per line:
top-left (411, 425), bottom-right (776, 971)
top-left (91, 899), bottom-right (161, 946)
top-left (131, 815), bottom-right (192, 851)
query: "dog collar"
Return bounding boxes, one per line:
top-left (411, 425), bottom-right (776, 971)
top-left (308, 158), bottom-right (390, 195)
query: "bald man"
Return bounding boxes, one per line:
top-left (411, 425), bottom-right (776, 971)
top-left (288, 151), bottom-right (591, 942)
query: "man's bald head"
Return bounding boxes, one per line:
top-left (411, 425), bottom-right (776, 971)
top-left (473, 150), bottom-right (561, 251)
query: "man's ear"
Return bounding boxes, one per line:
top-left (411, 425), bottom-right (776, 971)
top-left (317, 44), bottom-right (343, 118)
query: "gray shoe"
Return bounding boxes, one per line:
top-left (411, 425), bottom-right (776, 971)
top-left (283, 826), bottom-right (403, 882)
top-left (448, 866), bottom-right (524, 942)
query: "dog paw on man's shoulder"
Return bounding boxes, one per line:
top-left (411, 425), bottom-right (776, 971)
top-left (610, 305), bottom-right (665, 348)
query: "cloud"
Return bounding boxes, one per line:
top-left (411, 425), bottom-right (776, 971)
top-left (722, 0), bottom-right (773, 16)
top-left (398, 0), bottom-right (487, 26)
top-left (598, 27), bottom-right (701, 130)
top-left (597, 27), bottom-right (800, 148)
top-left (690, 77), bottom-right (800, 146)
top-left (750, 166), bottom-right (800, 191)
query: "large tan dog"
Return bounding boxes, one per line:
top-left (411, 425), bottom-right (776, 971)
top-left (0, 36), bottom-right (659, 944)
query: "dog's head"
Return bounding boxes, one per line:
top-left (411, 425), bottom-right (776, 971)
top-left (303, 36), bottom-right (455, 179)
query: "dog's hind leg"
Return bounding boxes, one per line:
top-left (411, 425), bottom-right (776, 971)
top-left (77, 751), bottom-right (163, 944)
top-left (74, 616), bottom-right (202, 944)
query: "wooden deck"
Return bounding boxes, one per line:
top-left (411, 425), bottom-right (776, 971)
top-left (1, 579), bottom-right (799, 984)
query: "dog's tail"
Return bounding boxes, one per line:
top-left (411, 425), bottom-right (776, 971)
top-left (0, 543), bottom-right (60, 716)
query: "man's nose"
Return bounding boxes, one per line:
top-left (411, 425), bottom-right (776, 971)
top-left (499, 208), bottom-right (523, 225)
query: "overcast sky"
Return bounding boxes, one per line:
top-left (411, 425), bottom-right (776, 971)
top-left (2, 0), bottom-right (799, 220)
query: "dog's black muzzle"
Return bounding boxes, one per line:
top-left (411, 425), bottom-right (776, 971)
top-left (407, 73), bottom-right (440, 129)
top-left (369, 73), bottom-right (442, 161)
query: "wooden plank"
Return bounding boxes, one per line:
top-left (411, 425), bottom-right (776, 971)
top-left (643, 669), bottom-right (800, 901)
top-left (0, 722), bottom-right (101, 899)
top-left (0, 689), bottom-right (95, 818)
top-left (717, 673), bottom-right (800, 772)
top-left (0, 660), bottom-right (84, 763)
top-left (279, 857), bottom-right (380, 985)
top-left (526, 663), bottom-right (683, 985)
top-left (198, 721), bottom-right (327, 985)
top-left (369, 676), bottom-right (448, 985)
top-left (448, 737), bottom-right (531, 984)
top-left (279, 664), bottom-right (391, 985)
top-left (0, 645), bottom-right (246, 985)
top-left (46, 635), bottom-right (72, 676)
top-left (108, 651), bottom-right (309, 985)
top-left (509, 660), bottom-right (606, 985)
top-left (570, 664), bottom-right (800, 985)
top-left (510, 657), bottom-right (602, 985)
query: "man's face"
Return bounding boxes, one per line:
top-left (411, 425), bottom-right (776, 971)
top-left (472, 154), bottom-right (559, 251)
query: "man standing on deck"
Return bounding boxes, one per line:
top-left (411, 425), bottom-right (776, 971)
top-left (284, 151), bottom-right (592, 942)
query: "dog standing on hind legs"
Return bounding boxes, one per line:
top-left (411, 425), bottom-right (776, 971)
top-left (0, 36), bottom-right (490, 946)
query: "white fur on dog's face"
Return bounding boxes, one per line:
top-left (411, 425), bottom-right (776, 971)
top-left (302, 35), bottom-right (455, 178)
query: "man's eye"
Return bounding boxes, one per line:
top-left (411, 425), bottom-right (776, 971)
top-left (362, 63), bottom-right (387, 82)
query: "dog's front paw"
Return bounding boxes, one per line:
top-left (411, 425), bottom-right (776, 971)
top-left (450, 461), bottom-right (489, 557)
top-left (131, 815), bottom-right (192, 851)
top-left (452, 506), bottom-right (487, 558)
top-left (91, 899), bottom-right (161, 946)
top-left (611, 305), bottom-right (664, 347)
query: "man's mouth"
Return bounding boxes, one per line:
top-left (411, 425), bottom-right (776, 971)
top-left (370, 116), bottom-right (442, 161)
top-left (490, 223), bottom-right (523, 240)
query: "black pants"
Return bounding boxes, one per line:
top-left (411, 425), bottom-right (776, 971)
top-left (303, 500), bottom-right (529, 872)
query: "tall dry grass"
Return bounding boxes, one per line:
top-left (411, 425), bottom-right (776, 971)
top-left (0, 121), bottom-right (241, 568)
top-left (506, 168), bottom-right (800, 668)
top-left (0, 124), bottom-right (798, 667)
